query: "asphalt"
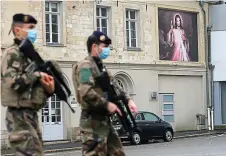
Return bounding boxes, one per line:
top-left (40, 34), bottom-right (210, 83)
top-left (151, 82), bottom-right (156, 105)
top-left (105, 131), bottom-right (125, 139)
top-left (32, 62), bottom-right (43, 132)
top-left (1, 129), bottom-right (226, 156)
top-left (42, 133), bottom-right (226, 156)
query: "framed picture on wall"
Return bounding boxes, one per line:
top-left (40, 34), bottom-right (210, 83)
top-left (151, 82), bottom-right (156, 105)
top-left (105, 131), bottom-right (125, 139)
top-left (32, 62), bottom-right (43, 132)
top-left (158, 8), bottom-right (198, 62)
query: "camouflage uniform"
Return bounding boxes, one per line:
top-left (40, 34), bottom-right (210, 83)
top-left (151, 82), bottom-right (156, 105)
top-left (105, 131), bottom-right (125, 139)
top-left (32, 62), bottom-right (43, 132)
top-left (1, 14), bottom-right (52, 156)
top-left (72, 32), bottom-right (131, 156)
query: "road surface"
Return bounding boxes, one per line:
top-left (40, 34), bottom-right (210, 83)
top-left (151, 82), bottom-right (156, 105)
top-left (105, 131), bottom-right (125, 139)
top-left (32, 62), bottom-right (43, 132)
top-left (45, 133), bottom-right (226, 156)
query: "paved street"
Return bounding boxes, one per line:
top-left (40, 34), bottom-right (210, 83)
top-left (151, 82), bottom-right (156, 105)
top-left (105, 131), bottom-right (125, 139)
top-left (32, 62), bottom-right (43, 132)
top-left (45, 133), bottom-right (226, 156)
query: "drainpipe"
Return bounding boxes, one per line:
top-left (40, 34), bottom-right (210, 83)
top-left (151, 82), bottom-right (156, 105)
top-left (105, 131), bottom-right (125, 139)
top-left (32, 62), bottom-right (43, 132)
top-left (199, 1), bottom-right (212, 130)
top-left (207, 25), bottom-right (215, 131)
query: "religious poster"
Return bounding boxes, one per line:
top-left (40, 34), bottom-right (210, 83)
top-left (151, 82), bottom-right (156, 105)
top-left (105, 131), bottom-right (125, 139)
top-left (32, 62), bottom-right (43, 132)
top-left (158, 8), bottom-right (198, 62)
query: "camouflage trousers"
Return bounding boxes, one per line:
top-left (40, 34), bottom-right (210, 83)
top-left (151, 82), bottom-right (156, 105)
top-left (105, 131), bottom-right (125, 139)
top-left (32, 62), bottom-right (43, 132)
top-left (5, 107), bottom-right (44, 156)
top-left (81, 128), bottom-right (125, 156)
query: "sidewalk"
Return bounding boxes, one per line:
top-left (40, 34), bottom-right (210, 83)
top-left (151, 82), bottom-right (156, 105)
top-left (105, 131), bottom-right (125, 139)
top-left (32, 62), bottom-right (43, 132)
top-left (1, 129), bottom-right (226, 155)
top-left (173, 129), bottom-right (225, 139)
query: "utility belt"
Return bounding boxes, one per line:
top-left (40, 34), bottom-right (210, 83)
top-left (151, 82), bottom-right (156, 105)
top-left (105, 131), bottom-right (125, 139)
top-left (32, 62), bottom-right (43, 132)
top-left (81, 109), bottom-right (109, 121)
top-left (8, 106), bottom-right (39, 113)
top-left (1, 81), bottom-right (48, 110)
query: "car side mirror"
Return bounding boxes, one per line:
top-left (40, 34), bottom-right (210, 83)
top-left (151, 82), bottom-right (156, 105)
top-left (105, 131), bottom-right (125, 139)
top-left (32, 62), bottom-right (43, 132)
top-left (158, 118), bottom-right (162, 123)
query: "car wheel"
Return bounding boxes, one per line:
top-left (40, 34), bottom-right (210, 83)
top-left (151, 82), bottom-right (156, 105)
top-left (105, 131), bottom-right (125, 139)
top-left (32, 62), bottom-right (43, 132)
top-left (163, 129), bottom-right (173, 142)
top-left (131, 132), bottom-right (141, 145)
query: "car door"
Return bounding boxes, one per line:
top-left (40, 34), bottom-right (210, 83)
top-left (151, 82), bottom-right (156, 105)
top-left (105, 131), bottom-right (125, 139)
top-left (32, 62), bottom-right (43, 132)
top-left (150, 113), bottom-right (165, 136)
top-left (137, 112), bottom-right (153, 138)
top-left (134, 113), bottom-right (147, 138)
top-left (142, 112), bottom-right (164, 137)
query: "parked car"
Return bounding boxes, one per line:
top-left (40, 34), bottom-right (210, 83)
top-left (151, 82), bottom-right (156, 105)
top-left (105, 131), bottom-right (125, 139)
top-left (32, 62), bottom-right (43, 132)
top-left (112, 111), bottom-right (174, 145)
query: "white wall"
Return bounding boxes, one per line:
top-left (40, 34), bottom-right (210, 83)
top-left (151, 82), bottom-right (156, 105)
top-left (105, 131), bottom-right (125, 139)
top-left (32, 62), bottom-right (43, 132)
top-left (159, 75), bottom-right (204, 131)
top-left (211, 31), bottom-right (226, 81)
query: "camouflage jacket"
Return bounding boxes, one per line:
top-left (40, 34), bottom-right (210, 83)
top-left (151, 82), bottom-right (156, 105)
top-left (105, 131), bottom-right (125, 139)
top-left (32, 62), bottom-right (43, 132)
top-left (1, 42), bottom-right (50, 110)
top-left (72, 56), bottom-right (131, 132)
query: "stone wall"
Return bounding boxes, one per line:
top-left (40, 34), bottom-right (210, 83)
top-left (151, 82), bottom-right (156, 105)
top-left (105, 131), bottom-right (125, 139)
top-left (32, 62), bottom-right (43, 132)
top-left (1, 1), bottom-right (208, 65)
top-left (1, 130), bottom-right (9, 150)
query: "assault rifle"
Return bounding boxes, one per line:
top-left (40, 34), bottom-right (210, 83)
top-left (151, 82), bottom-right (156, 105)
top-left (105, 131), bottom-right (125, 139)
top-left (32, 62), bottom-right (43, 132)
top-left (19, 38), bottom-right (75, 113)
top-left (95, 66), bottom-right (137, 135)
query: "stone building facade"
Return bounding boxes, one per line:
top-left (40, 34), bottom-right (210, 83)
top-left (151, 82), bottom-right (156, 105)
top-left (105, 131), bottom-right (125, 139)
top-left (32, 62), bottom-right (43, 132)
top-left (1, 0), bottom-right (209, 145)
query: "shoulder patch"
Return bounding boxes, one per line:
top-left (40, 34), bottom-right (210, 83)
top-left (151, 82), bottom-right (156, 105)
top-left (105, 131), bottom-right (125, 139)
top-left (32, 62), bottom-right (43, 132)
top-left (79, 68), bottom-right (92, 83)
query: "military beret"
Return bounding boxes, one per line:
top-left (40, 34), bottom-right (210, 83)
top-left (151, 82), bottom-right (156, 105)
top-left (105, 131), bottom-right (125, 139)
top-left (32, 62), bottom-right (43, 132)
top-left (12, 13), bottom-right (37, 24)
top-left (92, 31), bottom-right (111, 45)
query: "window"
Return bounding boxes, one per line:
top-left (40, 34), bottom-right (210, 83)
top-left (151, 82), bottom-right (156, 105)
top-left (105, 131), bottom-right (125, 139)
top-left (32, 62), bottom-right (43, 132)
top-left (163, 95), bottom-right (174, 102)
top-left (96, 6), bottom-right (109, 35)
top-left (45, 1), bottom-right (61, 44)
top-left (117, 79), bottom-right (125, 91)
top-left (162, 94), bottom-right (174, 122)
top-left (126, 9), bottom-right (139, 48)
top-left (163, 104), bottom-right (174, 110)
top-left (42, 94), bottom-right (61, 123)
top-left (143, 112), bottom-right (159, 122)
top-left (135, 113), bottom-right (143, 120)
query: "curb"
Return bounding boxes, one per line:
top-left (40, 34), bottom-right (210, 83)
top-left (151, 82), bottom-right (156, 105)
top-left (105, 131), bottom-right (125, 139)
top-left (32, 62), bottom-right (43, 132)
top-left (3, 147), bottom-right (82, 156)
top-left (45, 147), bottom-right (82, 153)
top-left (3, 132), bottom-right (225, 155)
top-left (44, 140), bottom-right (71, 145)
top-left (173, 132), bottom-right (215, 139)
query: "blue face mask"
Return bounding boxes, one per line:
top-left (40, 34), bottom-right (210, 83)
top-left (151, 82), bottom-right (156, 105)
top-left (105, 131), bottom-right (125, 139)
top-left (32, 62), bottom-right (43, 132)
top-left (99, 47), bottom-right (110, 59)
top-left (26, 29), bottom-right (37, 43)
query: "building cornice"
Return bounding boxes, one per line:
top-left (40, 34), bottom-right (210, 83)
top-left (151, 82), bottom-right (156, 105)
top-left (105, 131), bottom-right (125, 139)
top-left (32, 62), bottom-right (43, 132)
top-left (57, 60), bottom-right (206, 72)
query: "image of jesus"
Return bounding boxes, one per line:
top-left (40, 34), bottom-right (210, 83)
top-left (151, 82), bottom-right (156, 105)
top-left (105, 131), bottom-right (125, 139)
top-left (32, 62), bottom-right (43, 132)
top-left (167, 14), bottom-right (190, 61)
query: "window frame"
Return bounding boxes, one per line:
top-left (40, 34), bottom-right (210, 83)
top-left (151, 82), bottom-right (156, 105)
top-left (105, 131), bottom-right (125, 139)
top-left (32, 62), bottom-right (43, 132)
top-left (42, 94), bottom-right (62, 124)
top-left (45, 1), bottom-right (62, 45)
top-left (143, 112), bottom-right (159, 122)
top-left (125, 8), bottom-right (139, 49)
top-left (115, 77), bottom-right (128, 93)
top-left (96, 6), bottom-right (109, 36)
top-left (116, 79), bottom-right (125, 91)
top-left (161, 94), bottom-right (175, 122)
top-left (135, 113), bottom-right (143, 121)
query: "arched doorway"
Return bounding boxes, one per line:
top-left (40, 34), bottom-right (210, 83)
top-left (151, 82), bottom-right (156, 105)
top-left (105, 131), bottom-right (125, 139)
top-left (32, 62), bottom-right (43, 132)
top-left (114, 71), bottom-right (135, 98)
top-left (42, 73), bottom-right (70, 141)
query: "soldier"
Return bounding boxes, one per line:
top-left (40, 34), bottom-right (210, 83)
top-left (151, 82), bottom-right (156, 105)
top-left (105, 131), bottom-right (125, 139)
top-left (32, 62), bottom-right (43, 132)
top-left (72, 31), bottom-right (138, 156)
top-left (1, 13), bottom-right (55, 155)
